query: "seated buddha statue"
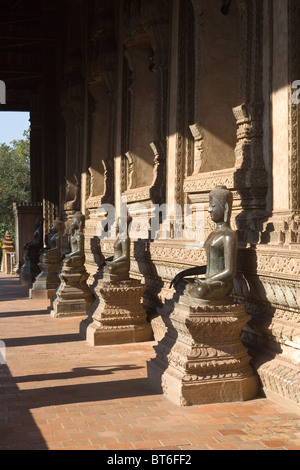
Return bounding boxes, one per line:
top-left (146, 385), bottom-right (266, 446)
top-left (24, 215), bottom-right (43, 255)
top-left (64, 212), bottom-right (85, 268)
top-left (103, 215), bottom-right (132, 281)
top-left (170, 186), bottom-right (237, 301)
top-left (41, 219), bottom-right (63, 262)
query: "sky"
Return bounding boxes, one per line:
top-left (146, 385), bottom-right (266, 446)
top-left (0, 111), bottom-right (30, 145)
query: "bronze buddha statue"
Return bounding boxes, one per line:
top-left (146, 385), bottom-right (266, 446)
top-left (64, 212), bottom-right (85, 267)
top-left (170, 186), bottom-right (237, 301)
top-left (41, 219), bottom-right (63, 262)
top-left (103, 215), bottom-right (132, 281)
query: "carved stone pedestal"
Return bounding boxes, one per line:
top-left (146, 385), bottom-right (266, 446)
top-left (30, 257), bottom-right (60, 300)
top-left (147, 295), bottom-right (258, 406)
top-left (80, 277), bottom-right (153, 346)
top-left (50, 265), bottom-right (94, 318)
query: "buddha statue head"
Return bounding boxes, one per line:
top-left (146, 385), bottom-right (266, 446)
top-left (71, 212), bottom-right (85, 232)
top-left (116, 215), bottom-right (133, 237)
top-left (208, 186), bottom-right (233, 224)
top-left (52, 218), bottom-right (63, 233)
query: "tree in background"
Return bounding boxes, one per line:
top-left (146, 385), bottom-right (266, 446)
top-left (0, 129), bottom-right (31, 247)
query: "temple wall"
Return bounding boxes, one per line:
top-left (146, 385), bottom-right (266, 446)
top-left (53, 0), bottom-right (300, 408)
top-left (240, 0), bottom-right (300, 408)
top-left (272, 0), bottom-right (290, 211)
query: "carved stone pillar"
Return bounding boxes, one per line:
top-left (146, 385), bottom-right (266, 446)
top-left (84, 1), bottom-right (117, 280)
top-left (141, 0), bottom-right (170, 204)
top-left (60, 1), bottom-right (85, 243)
top-left (289, 0), bottom-right (300, 215)
top-left (61, 90), bottom-right (83, 228)
top-left (60, 84), bottom-right (84, 266)
top-left (87, 6), bottom-right (116, 208)
top-left (231, 0), bottom-right (268, 244)
top-left (29, 94), bottom-right (43, 205)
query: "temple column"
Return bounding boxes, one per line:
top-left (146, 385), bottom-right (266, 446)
top-left (59, 1), bottom-right (85, 247)
top-left (84, 0), bottom-right (117, 280)
top-left (85, 80), bottom-right (115, 279)
top-left (233, 0), bottom-right (300, 409)
top-left (166, 0), bottom-right (181, 210)
top-left (29, 94), bottom-right (43, 205)
top-left (60, 89), bottom-right (84, 233)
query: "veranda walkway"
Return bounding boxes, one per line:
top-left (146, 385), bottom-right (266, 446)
top-left (0, 272), bottom-right (299, 451)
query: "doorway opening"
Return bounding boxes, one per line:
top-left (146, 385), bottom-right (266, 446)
top-left (0, 111), bottom-right (31, 248)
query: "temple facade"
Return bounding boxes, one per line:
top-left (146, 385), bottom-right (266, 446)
top-left (0, 0), bottom-right (299, 409)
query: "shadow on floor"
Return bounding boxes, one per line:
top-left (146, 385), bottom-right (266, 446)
top-left (0, 364), bottom-right (48, 450)
top-left (0, 275), bottom-right (30, 301)
top-left (2, 365), bottom-right (143, 384)
top-left (16, 377), bottom-right (159, 410)
top-left (0, 310), bottom-right (49, 318)
top-left (3, 333), bottom-right (82, 347)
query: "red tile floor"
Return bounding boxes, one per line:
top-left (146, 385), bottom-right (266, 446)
top-left (0, 272), bottom-right (299, 450)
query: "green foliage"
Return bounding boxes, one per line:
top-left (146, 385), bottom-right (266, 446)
top-left (0, 129), bottom-right (31, 244)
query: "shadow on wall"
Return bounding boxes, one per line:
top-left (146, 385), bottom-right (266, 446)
top-left (133, 239), bottom-right (164, 322)
top-left (146, 290), bottom-right (179, 395)
top-left (233, 246), bottom-right (280, 397)
top-left (88, 235), bottom-right (107, 291)
top-left (233, 162), bottom-right (279, 393)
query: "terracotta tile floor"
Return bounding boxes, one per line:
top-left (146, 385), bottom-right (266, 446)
top-left (0, 272), bottom-right (299, 450)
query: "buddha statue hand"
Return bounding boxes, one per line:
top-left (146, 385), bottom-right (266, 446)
top-left (170, 272), bottom-right (184, 289)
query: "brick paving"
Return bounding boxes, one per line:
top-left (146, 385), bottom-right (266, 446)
top-left (0, 272), bottom-right (299, 451)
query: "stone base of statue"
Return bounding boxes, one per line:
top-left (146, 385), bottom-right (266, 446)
top-left (30, 288), bottom-right (56, 300)
top-left (147, 295), bottom-right (258, 406)
top-left (49, 264), bottom-right (94, 318)
top-left (80, 274), bottom-right (153, 346)
top-left (29, 256), bottom-right (60, 300)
